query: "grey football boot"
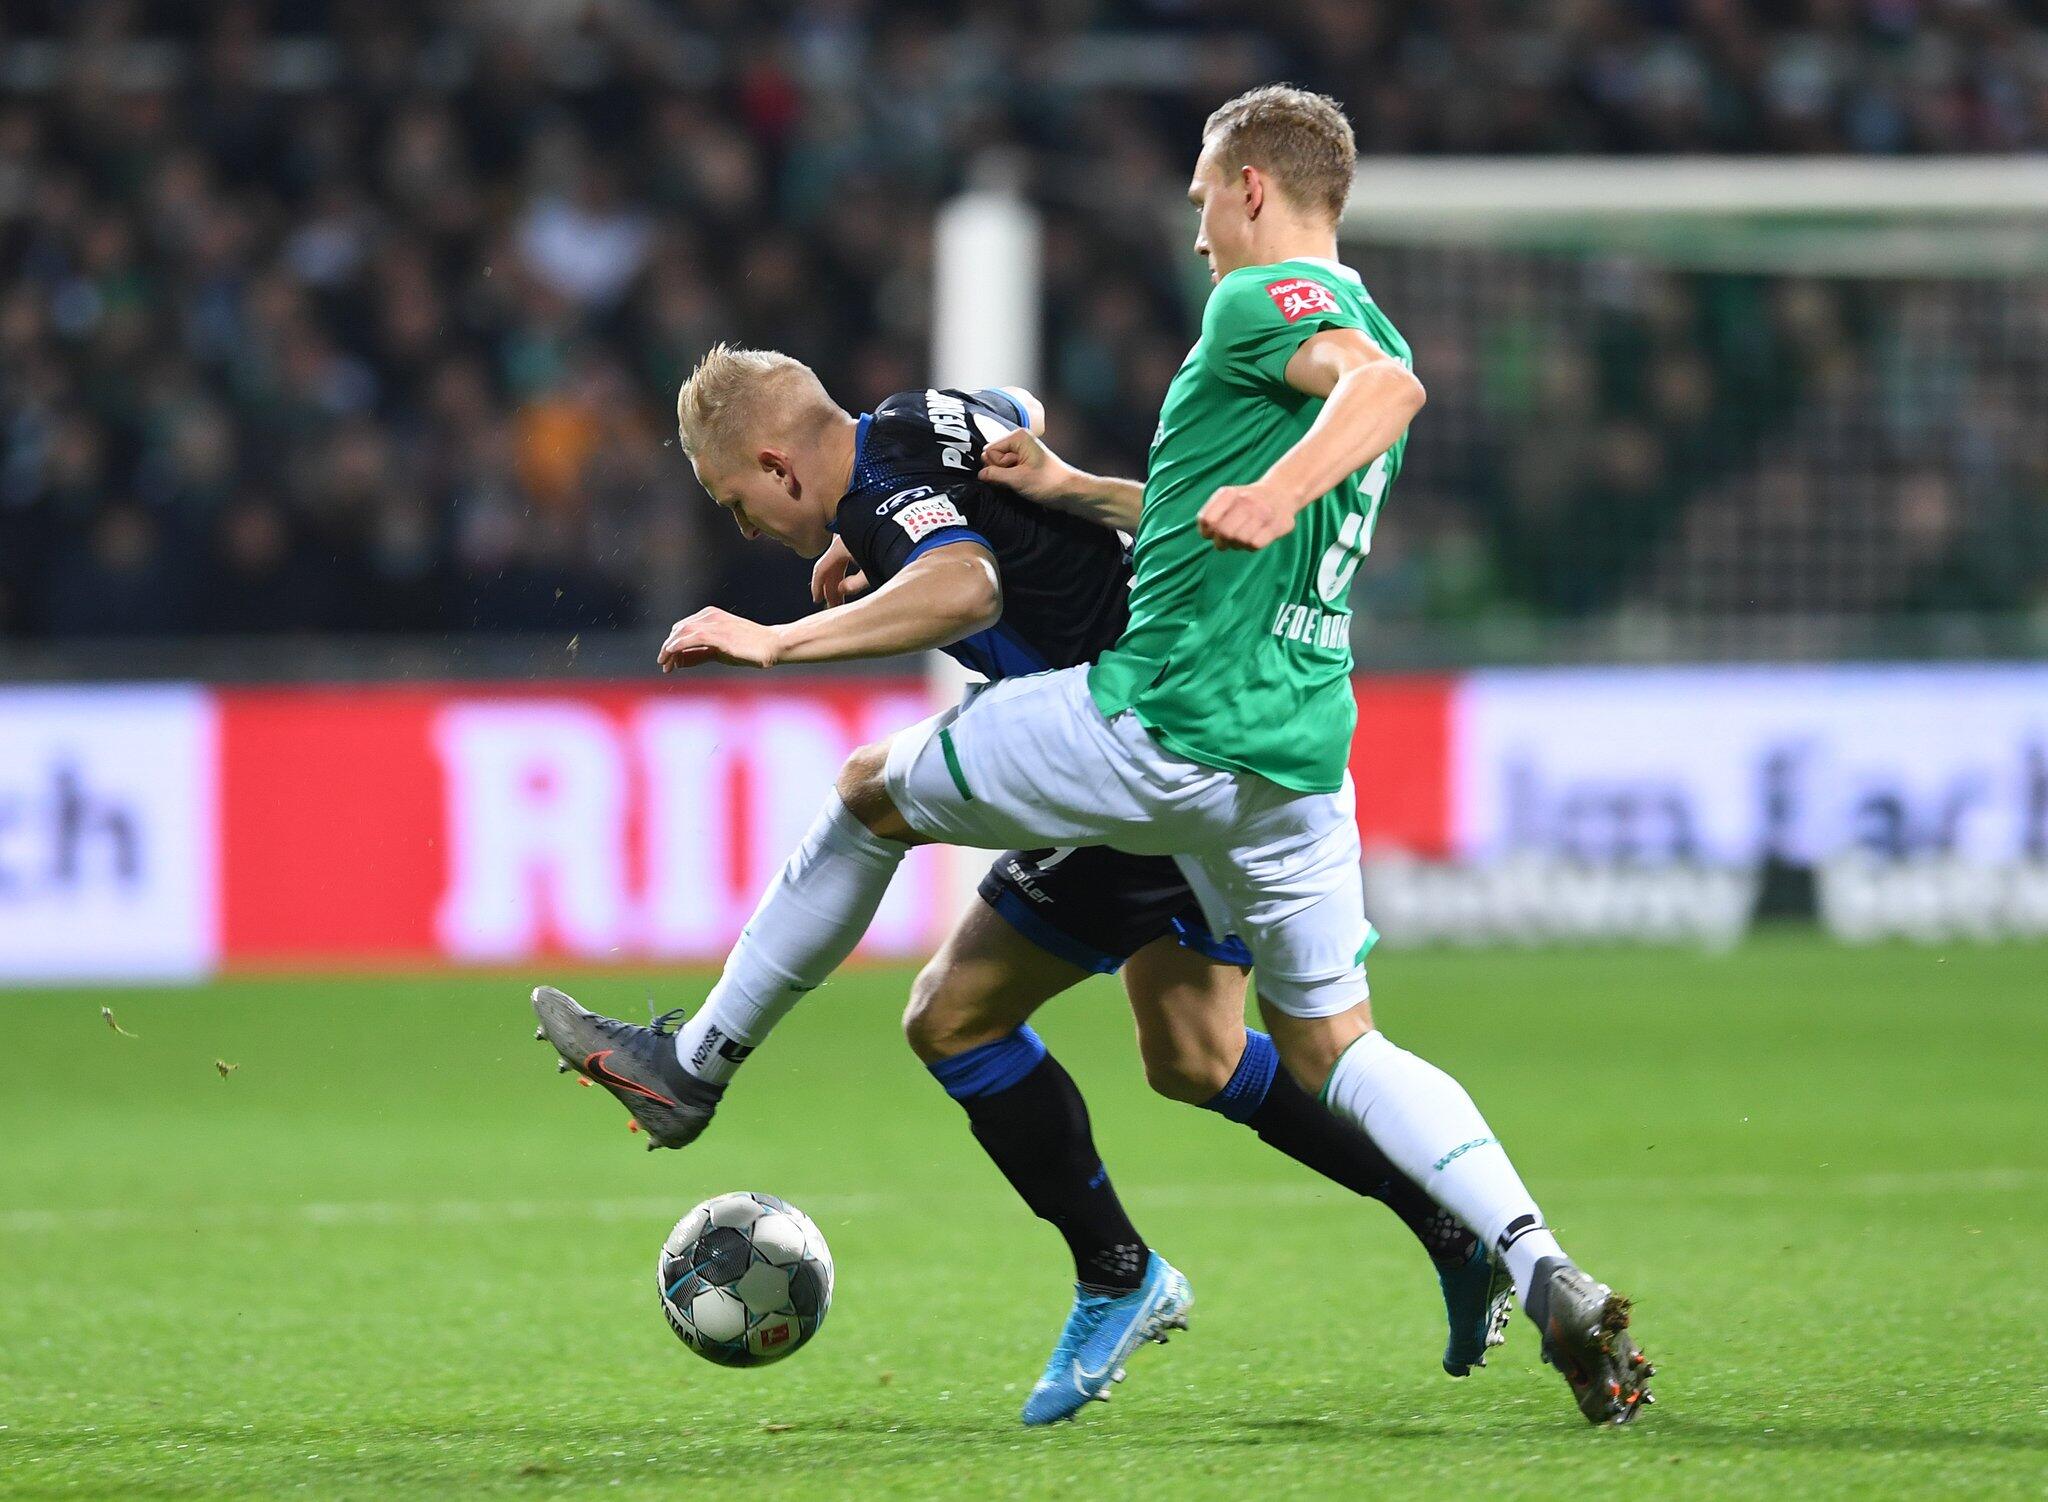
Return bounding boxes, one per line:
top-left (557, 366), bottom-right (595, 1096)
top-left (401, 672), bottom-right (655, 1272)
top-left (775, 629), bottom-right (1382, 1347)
top-left (1525, 1257), bottom-right (1655, 1424)
top-left (531, 986), bottom-right (724, 1150)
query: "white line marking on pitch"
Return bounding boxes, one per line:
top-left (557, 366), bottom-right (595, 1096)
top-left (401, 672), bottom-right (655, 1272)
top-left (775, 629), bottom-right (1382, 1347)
top-left (1, 1168), bottom-right (2039, 1236)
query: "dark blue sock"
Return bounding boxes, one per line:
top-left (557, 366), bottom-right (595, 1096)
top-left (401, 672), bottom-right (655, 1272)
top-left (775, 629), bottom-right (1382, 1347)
top-left (930, 1027), bottom-right (1147, 1292)
top-left (928, 1025), bottom-right (1047, 1100)
top-left (1202, 1027), bottom-right (1280, 1122)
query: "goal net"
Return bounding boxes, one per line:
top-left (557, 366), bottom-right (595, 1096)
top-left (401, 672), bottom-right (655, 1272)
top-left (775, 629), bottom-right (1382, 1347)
top-left (1340, 157), bottom-right (2048, 663)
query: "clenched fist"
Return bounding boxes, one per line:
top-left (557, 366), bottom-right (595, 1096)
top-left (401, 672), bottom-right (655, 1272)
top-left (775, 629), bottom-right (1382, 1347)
top-left (978, 427), bottom-right (1081, 507)
top-left (1197, 482), bottom-right (1298, 551)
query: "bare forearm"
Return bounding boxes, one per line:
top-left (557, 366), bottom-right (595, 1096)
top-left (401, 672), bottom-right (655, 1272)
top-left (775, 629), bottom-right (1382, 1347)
top-left (1260, 363), bottom-right (1424, 511)
top-left (1045, 472), bottom-right (1145, 531)
top-left (772, 555), bottom-right (999, 664)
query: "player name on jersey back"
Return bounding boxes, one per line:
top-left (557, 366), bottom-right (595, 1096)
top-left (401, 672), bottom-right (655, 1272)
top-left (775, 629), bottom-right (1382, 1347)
top-left (1271, 602), bottom-right (1352, 652)
top-left (832, 388), bottom-right (1131, 682)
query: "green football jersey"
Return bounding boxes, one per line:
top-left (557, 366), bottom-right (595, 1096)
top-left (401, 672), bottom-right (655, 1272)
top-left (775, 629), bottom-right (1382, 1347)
top-left (1088, 258), bottom-right (1412, 794)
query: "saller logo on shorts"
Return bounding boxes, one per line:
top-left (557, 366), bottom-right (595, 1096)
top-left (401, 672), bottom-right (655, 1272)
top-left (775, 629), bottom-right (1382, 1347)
top-left (889, 493), bottom-right (971, 543)
top-left (1265, 277), bottom-right (1339, 323)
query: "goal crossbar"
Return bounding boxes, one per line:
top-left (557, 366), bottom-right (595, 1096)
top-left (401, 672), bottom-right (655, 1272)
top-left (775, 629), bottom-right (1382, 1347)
top-left (1348, 156), bottom-right (2048, 222)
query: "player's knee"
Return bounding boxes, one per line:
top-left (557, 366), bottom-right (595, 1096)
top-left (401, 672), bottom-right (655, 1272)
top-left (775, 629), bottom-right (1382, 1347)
top-left (1259, 998), bottom-right (1373, 1093)
top-left (835, 740), bottom-right (914, 841)
top-left (1139, 1034), bottom-right (1237, 1104)
top-left (902, 962), bottom-right (980, 1064)
top-left (834, 740), bottom-right (889, 816)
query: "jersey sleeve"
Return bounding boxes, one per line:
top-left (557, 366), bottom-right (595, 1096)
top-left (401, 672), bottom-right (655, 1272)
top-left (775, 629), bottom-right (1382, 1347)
top-left (966, 388), bottom-right (1029, 429)
top-left (1202, 269), bottom-right (1368, 390)
top-left (838, 483), bottom-right (993, 582)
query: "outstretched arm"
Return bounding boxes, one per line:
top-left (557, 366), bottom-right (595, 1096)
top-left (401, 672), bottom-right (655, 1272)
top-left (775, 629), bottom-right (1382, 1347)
top-left (1196, 328), bottom-right (1425, 551)
top-left (979, 428), bottom-right (1145, 531)
top-left (659, 544), bottom-right (1002, 671)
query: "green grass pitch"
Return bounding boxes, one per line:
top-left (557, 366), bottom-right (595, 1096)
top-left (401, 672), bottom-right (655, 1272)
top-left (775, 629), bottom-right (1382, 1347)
top-left (3, 937), bottom-right (2044, 1499)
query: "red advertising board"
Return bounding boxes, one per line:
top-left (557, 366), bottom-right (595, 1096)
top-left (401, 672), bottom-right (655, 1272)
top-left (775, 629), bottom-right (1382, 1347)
top-left (216, 680), bottom-right (940, 967)
top-left (15, 665), bottom-right (2045, 980)
top-left (1349, 675), bottom-right (1454, 859)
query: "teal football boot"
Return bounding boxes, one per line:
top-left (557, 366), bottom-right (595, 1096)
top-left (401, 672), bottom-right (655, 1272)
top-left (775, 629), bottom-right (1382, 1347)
top-left (1439, 1241), bottom-right (1515, 1376)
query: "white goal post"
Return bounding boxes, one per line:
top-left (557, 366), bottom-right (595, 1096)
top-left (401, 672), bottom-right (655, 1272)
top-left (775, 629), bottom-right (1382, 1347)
top-left (927, 187), bottom-right (1044, 914)
top-left (1344, 156), bottom-right (2048, 276)
top-left (1348, 156), bottom-right (2048, 220)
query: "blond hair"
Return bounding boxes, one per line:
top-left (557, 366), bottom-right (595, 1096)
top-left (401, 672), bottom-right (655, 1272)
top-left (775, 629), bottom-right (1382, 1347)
top-left (675, 343), bottom-right (837, 462)
top-left (1202, 85), bottom-right (1356, 223)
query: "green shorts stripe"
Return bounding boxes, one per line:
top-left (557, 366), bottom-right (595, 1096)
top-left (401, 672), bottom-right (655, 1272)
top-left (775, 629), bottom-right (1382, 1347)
top-left (937, 727), bottom-right (974, 802)
top-left (1356, 923), bottom-right (1380, 964)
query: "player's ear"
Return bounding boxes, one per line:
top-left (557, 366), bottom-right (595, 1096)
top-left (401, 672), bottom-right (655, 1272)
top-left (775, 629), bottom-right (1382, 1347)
top-left (758, 448), bottom-right (798, 495)
top-left (1241, 164), bottom-right (1264, 220)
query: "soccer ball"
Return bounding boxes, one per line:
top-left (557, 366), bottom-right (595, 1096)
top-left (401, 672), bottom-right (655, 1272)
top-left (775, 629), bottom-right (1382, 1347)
top-left (657, 1192), bottom-right (834, 1367)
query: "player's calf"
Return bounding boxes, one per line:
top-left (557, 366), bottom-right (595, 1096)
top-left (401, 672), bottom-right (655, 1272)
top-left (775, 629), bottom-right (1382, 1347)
top-left (1298, 1011), bottom-right (1656, 1417)
top-left (663, 786), bottom-right (912, 1090)
top-left (926, 1025), bottom-right (1150, 1294)
top-left (1125, 946), bottom-right (1510, 1373)
top-left (1201, 1024), bottom-right (1511, 1373)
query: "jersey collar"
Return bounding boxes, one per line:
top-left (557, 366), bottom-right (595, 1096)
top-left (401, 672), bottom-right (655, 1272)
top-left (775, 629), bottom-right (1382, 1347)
top-left (1288, 255), bottom-right (1363, 284)
top-left (827, 412), bottom-right (875, 534)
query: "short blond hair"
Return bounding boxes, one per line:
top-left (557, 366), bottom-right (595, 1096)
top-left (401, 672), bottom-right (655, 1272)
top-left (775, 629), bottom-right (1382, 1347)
top-left (675, 343), bottom-right (836, 463)
top-left (1202, 85), bottom-right (1356, 223)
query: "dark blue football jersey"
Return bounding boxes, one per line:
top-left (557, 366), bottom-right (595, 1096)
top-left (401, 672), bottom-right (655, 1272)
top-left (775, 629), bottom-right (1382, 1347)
top-left (831, 388), bottom-right (1130, 680)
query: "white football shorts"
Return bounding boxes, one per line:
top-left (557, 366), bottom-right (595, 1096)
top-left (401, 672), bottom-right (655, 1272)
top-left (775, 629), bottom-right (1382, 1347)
top-left (884, 666), bottom-right (1370, 1017)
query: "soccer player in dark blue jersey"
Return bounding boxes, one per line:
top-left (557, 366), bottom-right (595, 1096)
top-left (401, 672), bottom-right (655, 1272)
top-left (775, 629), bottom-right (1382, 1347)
top-left (533, 344), bottom-right (1509, 1423)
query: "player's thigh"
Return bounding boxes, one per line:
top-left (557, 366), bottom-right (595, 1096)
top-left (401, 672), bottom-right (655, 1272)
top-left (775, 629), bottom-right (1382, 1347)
top-left (1120, 938), bottom-right (1252, 1103)
top-left (1176, 778), bottom-right (1373, 1021)
top-left (1177, 780), bottom-right (1380, 1090)
top-left (902, 897), bottom-right (1089, 1064)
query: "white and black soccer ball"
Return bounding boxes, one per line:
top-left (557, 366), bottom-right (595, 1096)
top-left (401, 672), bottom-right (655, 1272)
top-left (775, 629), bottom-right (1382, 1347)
top-left (657, 1192), bottom-right (833, 1367)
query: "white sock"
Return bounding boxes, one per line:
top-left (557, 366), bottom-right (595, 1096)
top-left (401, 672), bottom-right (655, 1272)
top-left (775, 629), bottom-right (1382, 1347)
top-left (671, 795), bottom-right (907, 1083)
top-left (1321, 1031), bottom-right (1566, 1303)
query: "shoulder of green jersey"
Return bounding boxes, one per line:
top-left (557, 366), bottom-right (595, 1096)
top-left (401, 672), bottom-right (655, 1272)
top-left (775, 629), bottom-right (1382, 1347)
top-left (1212, 263), bottom-right (1366, 329)
top-left (1216, 259), bottom-right (1364, 290)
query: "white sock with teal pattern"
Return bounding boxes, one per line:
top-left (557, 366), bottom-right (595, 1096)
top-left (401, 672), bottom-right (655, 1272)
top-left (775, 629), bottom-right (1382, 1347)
top-left (1321, 1030), bottom-right (1566, 1302)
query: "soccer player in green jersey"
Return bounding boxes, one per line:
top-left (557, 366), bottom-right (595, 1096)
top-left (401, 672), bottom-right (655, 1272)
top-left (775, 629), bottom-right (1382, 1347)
top-left (963, 85), bottom-right (1651, 1425)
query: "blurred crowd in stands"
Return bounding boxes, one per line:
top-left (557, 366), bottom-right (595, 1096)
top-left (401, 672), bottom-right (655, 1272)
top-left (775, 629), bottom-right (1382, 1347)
top-left (2, 0), bottom-right (2045, 643)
